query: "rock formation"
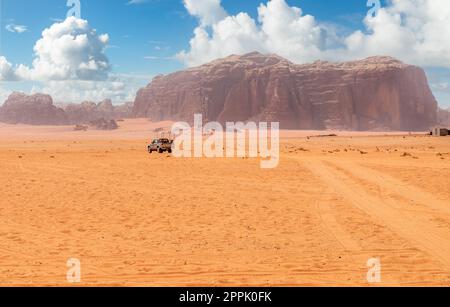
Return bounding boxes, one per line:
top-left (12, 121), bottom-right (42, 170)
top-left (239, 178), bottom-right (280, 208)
top-left (133, 52), bottom-right (438, 131)
top-left (64, 99), bottom-right (132, 124)
top-left (0, 92), bottom-right (68, 125)
top-left (0, 93), bottom-right (132, 126)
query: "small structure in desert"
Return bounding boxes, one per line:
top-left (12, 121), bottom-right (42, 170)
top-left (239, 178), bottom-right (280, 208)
top-left (431, 127), bottom-right (449, 136)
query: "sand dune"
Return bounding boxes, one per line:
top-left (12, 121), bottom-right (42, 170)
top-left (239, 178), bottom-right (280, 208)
top-left (0, 119), bottom-right (449, 286)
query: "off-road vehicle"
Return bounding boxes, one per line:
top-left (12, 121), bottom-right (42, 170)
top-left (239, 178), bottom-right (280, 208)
top-left (148, 138), bottom-right (173, 154)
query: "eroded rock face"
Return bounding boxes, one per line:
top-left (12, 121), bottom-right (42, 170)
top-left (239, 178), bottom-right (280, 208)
top-left (111, 101), bottom-right (133, 120)
top-left (64, 101), bottom-right (98, 124)
top-left (0, 92), bottom-right (68, 125)
top-left (64, 99), bottom-right (133, 124)
top-left (133, 52), bottom-right (438, 131)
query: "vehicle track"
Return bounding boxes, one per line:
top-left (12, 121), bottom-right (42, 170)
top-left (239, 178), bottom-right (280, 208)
top-left (295, 157), bottom-right (450, 269)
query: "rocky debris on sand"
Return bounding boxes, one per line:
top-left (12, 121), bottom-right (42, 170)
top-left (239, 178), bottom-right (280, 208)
top-left (73, 124), bottom-right (89, 131)
top-left (88, 118), bottom-right (119, 130)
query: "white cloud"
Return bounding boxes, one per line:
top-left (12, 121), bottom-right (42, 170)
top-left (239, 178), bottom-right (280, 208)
top-left (5, 23), bottom-right (28, 33)
top-left (5, 17), bottom-right (111, 81)
top-left (0, 56), bottom-right (19, 81)
top-left (177, 13), bottom-right (269, 66)
top-left (0, 17), bottom-right (140, 103)
top-left (27, 73), bottom-right (151, 104)
top-left (344, 0), bottom-right (450, 67)
top-left (430, 77), bottom-right (450, 94)
top-left (127, 0), bottom-right (148, 5)
top-left (183, 0), bottom-right (227, 27)
top-left (177, 0), bottom-right (450, 68)
top-left (432, 82), bottom-right (449, 92)
top-left (25, 70), bottom-right (153, 104)
top-left (30, 80), bottom-right (133, 103)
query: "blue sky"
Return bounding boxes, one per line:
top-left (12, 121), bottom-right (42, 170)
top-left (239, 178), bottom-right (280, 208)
top-left (1, 0), bottom-right (449, 107)
top-left (0, 0), bottom-right (374, 74)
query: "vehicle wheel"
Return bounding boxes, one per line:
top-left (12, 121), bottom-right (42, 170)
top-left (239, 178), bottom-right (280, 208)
top-left (158, 148), bottom-right (164, 153)
top-left (168, 149), bottom-right (172, 154)
top-left (148, 148), bottom-right (152, 153)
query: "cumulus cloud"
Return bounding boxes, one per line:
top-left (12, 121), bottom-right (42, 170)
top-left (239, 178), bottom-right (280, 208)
top-left (177, 0), bottom-right (450, 68)
top-left (0, 17), bottom-right (141, 103)
top-left (344, 0), bottom-right (450, 67)
top-left (183, 0), bottom-right (227, 26)
top-left (3, 16), bottom-right (110, 81)
top-left (177, 13), bottom-right (268, 66)
top-left (0, 56), bottom-right (19, 81)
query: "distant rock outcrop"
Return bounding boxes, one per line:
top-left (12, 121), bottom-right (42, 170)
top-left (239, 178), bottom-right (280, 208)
top-left (0, 93), bottom-right (132, 126)
top-left (64, 101), bottom-right (99, 124)
top-left (133, 52), bottom-right (438, 131)
top-left (0, 92), bottom-right (68, 125)
top-left (64, 99), bottom-right (132, 124)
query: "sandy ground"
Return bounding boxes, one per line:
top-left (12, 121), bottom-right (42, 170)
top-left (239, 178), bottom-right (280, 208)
top-left (1, 119), bottom-right (450, 286)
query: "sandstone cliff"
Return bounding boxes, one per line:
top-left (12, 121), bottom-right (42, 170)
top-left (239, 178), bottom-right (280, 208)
top-left (133, 52), bottom-right (438, 131)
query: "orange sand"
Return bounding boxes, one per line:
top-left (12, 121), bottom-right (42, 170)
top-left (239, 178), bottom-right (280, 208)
top-left (1, 119), bottom-right (449, 286)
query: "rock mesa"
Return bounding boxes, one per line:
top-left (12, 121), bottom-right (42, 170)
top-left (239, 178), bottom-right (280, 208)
top-left (133, 52), bottom-right (438, 131)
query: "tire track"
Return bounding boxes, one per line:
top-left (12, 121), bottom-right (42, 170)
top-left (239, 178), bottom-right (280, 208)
top-left (326, 160), bottom-right (450, 216)
top-left (299, 158), bottom-right (450, 269)
top-left (314, 197), bottom-right (362, 253)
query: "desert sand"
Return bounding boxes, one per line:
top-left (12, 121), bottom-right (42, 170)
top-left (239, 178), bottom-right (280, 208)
top-left (1, 119), bottom-right (450, 286)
